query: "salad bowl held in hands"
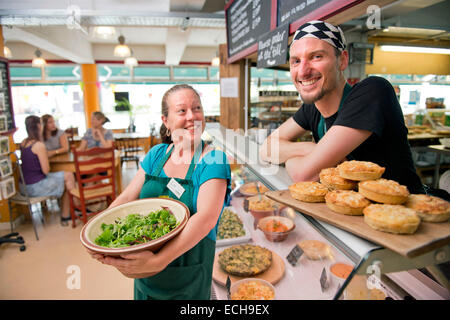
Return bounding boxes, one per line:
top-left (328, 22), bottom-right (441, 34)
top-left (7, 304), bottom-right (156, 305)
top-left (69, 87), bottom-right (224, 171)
top-left (80, 198), bottom-right (190, 256)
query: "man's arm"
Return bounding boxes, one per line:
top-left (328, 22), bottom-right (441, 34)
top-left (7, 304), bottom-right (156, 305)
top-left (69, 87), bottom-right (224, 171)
top-left (259, 117), bottom-right (316, 164)
top-left (285, 125), bottom-right (372, 182)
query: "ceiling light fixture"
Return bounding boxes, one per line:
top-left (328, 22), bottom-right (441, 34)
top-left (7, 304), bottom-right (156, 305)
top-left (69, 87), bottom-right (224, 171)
top-left (124, 50), bottom-right (138, 67)
top-left (380, 45), bottom-right (450, 55)
top-left (180, 16), bottom-right (190, 32)
top-left (92, 26), bottom-right (116, 39)
top-left (211, 49), bottom-right (220, 67)
top-left (3, 46), bottom-right (12, 58)
top-left (113, 35), bottom-right (131, 57)
top-left (32, 49), bottom-right (46, 67)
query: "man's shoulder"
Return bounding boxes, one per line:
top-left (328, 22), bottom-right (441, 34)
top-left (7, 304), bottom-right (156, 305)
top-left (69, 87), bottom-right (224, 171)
top-left (353, 76), bottom-right (393, 92)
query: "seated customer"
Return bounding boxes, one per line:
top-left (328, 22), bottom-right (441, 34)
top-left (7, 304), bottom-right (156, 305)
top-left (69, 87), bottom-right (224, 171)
top-left (77, 111), bottom-right (114, 150)
top-left (41, 114), bottom-right (69, 157)
top-left (20, 116), bottom-right (76, 226)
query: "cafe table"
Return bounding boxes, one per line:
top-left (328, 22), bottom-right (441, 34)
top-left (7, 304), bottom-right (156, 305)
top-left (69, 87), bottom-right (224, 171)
top-left (425, 145), bottom-right (450, 189)
top-left (49, 150), bottom-right (123, 194)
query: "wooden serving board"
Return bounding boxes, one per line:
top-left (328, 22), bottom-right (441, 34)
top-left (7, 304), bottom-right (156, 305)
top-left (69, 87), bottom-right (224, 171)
top-left (265, 190), bottom-right (450, 258)
top-left (212, 250), bottom-right (285, 286)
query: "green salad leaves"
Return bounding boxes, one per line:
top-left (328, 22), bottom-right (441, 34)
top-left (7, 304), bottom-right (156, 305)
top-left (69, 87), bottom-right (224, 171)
top-left (94, 208), bottom-right (179, 248)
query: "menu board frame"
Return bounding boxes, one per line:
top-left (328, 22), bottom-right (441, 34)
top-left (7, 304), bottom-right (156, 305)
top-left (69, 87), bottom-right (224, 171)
top-left (0, 57), bottom-right (16, 135)
top-left (225, 0), bottom-right (361, 64)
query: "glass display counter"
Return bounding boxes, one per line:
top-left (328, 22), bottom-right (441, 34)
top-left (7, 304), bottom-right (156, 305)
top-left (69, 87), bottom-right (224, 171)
top-left (205, 123), bottom-right (450, 300)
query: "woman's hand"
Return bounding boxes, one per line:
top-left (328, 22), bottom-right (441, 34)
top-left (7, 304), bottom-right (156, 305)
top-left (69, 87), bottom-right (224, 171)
top-left (87, 248), bottom-right (168, 279)
top-left (92, 128), bottom-right (102, 141)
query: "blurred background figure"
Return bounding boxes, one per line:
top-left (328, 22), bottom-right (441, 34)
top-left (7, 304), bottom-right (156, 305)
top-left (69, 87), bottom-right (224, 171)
top-left (77, 111), bottom-right (114, 150)
top-left (41, 114), bottom-right (69, 157)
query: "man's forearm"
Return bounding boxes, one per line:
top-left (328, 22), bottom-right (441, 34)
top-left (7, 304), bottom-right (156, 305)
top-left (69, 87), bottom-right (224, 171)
top-left (260, 137), bottom-right (316, 164)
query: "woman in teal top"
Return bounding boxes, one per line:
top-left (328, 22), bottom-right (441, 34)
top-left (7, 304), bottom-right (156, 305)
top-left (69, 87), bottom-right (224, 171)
top-left (88, 84), bottom-right (231, 300)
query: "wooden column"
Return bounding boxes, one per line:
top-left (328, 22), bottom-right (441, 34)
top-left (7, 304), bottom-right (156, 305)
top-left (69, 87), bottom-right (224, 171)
top-left (81, 64), bottom-right (100, 129)
top-left (219, 43), bottom-right (249, 130)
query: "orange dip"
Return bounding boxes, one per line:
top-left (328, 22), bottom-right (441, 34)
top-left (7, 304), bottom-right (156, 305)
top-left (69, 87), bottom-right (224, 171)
top-left (264, 219), bottom-right (288, 232)
top-left (330, 263), bottom-right (353, 279)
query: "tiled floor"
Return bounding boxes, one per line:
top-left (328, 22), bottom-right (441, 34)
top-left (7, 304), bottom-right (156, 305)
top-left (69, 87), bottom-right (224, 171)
top-left (0, 164), bottom-right (140, 300)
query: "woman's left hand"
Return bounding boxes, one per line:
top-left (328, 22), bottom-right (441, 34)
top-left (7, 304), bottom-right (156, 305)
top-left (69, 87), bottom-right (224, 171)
top-left (98, 250), bottom-right (167, 279)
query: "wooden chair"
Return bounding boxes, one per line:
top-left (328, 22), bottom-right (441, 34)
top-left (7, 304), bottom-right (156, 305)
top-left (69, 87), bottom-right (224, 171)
top-left (115, 137), bottom-right (143, 168)
top-left (8, 157), bottom-right (58, 240)
top-left (68, 146), bottom-right (116, 227)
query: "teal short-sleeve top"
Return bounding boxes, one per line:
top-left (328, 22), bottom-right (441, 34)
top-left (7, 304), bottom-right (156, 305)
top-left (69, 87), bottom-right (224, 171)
top-left (140, 143), bottom-right (231, 241)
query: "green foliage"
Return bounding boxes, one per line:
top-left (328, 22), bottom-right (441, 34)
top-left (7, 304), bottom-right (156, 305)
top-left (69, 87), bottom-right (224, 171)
top-left (94, 209), bottom-right (179, 248)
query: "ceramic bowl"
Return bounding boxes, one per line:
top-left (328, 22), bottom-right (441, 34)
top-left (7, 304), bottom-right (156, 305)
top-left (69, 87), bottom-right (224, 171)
top-left (257, 216), bottom-right (295, 242)
top-left (239, 181), bottom-right (269, 197)
top-left (440, 138), bottom-right (450, 149)
top-left (230, 278), bottom-right (276, 300)
top-left (80, 198), bottom-right (190, 256)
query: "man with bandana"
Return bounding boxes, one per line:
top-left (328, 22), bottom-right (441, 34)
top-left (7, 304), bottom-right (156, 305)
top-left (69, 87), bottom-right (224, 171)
top-left (260, 20), bottom-right (425, 194)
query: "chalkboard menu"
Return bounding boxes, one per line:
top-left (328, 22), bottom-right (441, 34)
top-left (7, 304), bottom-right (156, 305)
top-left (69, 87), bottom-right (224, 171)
top-left (277, 0), bottom-right (332, 26)
top-left (0, 58), bottom-right (15, 134)
top-left (257, 24), bottom-right (289, 68)
top-left (226, 0), bottom-right (271, 59)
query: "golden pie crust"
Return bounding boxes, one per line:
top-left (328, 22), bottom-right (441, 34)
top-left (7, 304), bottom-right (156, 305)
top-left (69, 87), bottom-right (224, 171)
top-left (363, 204), bottom-right (420, 234)
top-left (358, 179), bottom-right (409, 204)
top-left (319, 167), bottom-right (357, 190)
top-left (298, 240), bottom-right (331, 260)
top-left (337, 160), bottom-right (385, 181)
top-left (325, 190), bottom-right (371, 215)
top-left (248, 195), bottom-right (278, 211)
top-left (404, 194), bottom-right (450, 222)
top-left (289, 181), bottom-right (328, 203)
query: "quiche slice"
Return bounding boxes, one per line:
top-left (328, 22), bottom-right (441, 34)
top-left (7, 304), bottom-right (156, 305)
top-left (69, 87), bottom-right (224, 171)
top-left (218, 244), bottom-right (272, 277)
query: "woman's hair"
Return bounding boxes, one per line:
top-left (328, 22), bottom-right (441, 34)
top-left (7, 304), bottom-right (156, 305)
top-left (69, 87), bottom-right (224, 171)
top-left (92, 111), bottom-right (110, 125)
top-left (159, 84), bottom-right (201, 144)
top-left (41, 114), bottom-right (57, 140)
top-left (24, 115), bottom-right (42, 144)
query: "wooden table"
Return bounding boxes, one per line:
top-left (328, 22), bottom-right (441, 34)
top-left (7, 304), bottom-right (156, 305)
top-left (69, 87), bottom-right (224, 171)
top-left (49, 150), bottom-right (123, 194)
top-left (71, 132), bottom-right (153, 153)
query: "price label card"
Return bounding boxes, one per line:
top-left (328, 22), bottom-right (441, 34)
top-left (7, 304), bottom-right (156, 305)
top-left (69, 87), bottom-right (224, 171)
top-left (320, 267), bottom-right (329, 292)
top-left (286, 244), bottom-right (304, 267)
top-left (226, 276), bottom-right (231, 300)
top-left (167, 178), bottom-right (185, 199)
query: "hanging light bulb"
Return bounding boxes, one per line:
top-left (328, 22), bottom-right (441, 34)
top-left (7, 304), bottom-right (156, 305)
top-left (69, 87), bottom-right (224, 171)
top-left (3, 46), bottom-right (12, 58)
top-left (92, 26), bottom-right (116, 39)
top-left (211, 51), bottom-right (220, 66)
top-left (114, 35), bottom-right (131, 57)
top-left (32, 49), bottom-right (46, 67)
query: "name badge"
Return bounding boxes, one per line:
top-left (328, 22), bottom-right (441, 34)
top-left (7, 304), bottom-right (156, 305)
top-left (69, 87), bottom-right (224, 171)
top-left (167, 178), bottom-right (185, 199)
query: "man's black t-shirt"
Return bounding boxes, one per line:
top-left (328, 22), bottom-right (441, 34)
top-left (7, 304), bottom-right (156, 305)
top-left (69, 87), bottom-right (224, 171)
top-left (293, 76), bottom-right (425, 194)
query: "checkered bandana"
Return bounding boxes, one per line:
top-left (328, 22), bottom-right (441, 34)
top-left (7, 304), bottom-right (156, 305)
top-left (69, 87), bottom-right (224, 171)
top-left (291, 20), bottom-right (346, 51)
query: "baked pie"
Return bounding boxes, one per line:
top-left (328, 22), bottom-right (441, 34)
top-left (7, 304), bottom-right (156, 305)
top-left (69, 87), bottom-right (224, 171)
top-left (358, 179), bottom-right (409, 204)
top-left (298, 240), bottom-right (331, 260)
top-left (325, 190), bottom-right (371, 215)
top-left (289, 181), bottom-right (328, 203)
top-left (404, 194), bottom-right (450, 223)
top-left (319, 167), bottom-right (357, 190)
top-left (363, 204), bottom-right (420, 234)
top-left (337, 160), bottom-right (385, 181)
top-left (218, 244), bottom-right (272, 277)
top-left (248, 195), bottom-right (278, 211)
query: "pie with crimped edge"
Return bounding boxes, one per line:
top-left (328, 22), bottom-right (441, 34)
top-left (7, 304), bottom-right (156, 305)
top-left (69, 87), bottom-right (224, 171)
top-left (288, 181), bottom-right (328, 203)
top-left (298, 240), bottom-right (331, 260)
top-left (320, 167), bottom-right (357, 190)
top-left (358, 179), bottom-right (409, 204)
top-left (337, 160), bottom-right (385, 181)
top-left (404, 194), bottom-right (450, 222)
top-left (218, 244), bottom-right (272, 277)
top-left (325, 190), bottom-right (371, 215)
top-left (363, 204), bottom-right (421, 234)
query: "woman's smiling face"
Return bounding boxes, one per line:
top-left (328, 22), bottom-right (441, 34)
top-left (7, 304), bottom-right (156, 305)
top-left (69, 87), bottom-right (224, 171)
top-left (162, 88), bottom-right (205, 146)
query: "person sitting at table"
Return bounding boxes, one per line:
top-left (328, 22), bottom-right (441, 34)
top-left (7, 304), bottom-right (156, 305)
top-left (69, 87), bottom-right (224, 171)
top-left (77, 111), bottom-right (114, 151)
top-left (87, 84), bottom-right (231, 300)
top-left (20, 115), bottom-right (76, 226)
top-left (41, 114), bottom-right (69, 157)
